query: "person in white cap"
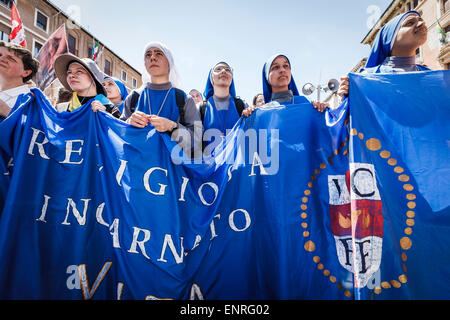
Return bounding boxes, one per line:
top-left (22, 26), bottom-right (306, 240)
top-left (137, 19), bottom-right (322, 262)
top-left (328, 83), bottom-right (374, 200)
top-left (53, 53), bottom-right (120, 118)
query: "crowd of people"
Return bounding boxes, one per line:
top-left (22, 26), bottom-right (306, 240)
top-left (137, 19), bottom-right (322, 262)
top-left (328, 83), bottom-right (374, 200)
top-left (0, 10), bottom-right (430, 159)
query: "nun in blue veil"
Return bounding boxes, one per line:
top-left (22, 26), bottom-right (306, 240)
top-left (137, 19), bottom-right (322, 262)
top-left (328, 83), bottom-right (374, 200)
top-left (261, 54), bottom-right (308, 105)
top-left (103, 76), bottom-right (128, 114)
top-left (328, 10), bottom-right (431, 138)
top-left (202, 62), bottom-right (247, 136)
top-left (361, 10), bottom-right (430, 74)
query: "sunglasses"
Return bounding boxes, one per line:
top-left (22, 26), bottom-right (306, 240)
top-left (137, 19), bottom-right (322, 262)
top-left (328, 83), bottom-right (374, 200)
top-left (213, 65), bottom-right (233, 74)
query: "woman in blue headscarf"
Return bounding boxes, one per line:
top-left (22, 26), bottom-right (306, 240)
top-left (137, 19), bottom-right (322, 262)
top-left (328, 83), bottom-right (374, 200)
top-left (202, 61), bottom-right (248, 136)
top-left (337, 11), bottom-right (430, 96)
top-left (243, 54), bottom-right (328, 116)
top-left (103, 76), bottom-right (128, 114)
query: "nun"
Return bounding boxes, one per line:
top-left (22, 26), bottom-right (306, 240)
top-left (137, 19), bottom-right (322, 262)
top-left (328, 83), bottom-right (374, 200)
top-left (201, 62), bottom-right (248, 135)
top-left (120, 42), bottom-right (202, 156)
top-left (102, 76), bottom-right (128, 114)
top-left (243, 54), bottom-right (328, 116)
top-left (337, 11), bottom-right (430, 97)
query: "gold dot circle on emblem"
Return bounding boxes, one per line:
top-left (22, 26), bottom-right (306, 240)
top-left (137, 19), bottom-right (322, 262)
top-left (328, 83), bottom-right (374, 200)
top-left (401, 253), bottom-right (407, 262)
top-left (314, 169), bottom-right (319, 175)
top-left (329, 276), bottom-right (337, 283)
top-left (350, 128), bottom-right (357, 136)
top-left (399, 275), bottom-right (408, 284)
top-left (358, 133), bottom-right (364, 140)
top-left (334, 149), bottom-right (340, 155)
top-left (387, 158), bottom-right (397, 166)
top-left (344, 290), bottom-right (352, 298)
top-left (303, 231), bottom-right (309, 238)
top-left (394, 166), bottom-right (404, 173)
top-left (317, 263), bottom-right (324, 270)
top-left (337, 283), bottom-right (343, 290)
top-left (301, 204), bottom-right (307, 210)
top-left (374, 287), bottom-right (382, 295)
top-left (307, 182), bottom-right (313, 188)
top-left (320, 163), bottom-right (327, 170)
top-left (304, 241), bottom-right (315, 252)
top-left (323, 270), bottom-right (330, 277)
top-left (402, 264), bottom-right (407, 273)
top-left (390, 280), bottom-right (401, 288)
top-left (343, 149), bottom-right (348, 155)
top-left (406, 210), bottom-right (415, 218)
top-left (400, 237), bottom-right (412, 250)
top-left (301, 222), bottom-right (308, 229)
top-left (301, 212), bottom-right (307, 219)
top-left (404, 227), bottom-right (413, 235)
top-left (328, 157), bottom-right (333, 164)
top-left (366, 138), bottom-right (381, 151)
top-left (381, 281), bottom-right (391, 289)
top-left (407, 201), bottom-right (416, 209)
top-left (340, 142), bottom-right (346, 148)
top-left (302, 197), bottom-right (308, 203)
top-left (406, 219), bottom-right (415, 227)
top-left (313, 256), bottom-right (320, 263)
top-left (406, 194), bottom-right (416, 201)
top-left (399, 174), bottom-right (410, 182)
top-left (304, 190), bottom-right (311, 196)
top-left (311, 175), bottom-right (317, 181)
top-left (403, 184), bottom-right (414, 191)
top-left (380, 150), bottom-right (391, 158)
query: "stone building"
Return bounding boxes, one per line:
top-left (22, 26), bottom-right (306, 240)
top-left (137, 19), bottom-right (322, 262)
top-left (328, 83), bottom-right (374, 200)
top-left (0, 0), bottom-right (142, 104)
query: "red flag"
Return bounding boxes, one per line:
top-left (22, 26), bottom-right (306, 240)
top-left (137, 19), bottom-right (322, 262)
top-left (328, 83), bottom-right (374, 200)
top-left (8, 1), bottom-right (26, 48)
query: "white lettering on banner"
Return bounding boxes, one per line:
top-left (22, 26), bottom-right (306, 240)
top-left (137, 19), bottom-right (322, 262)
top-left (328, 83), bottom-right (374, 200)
top-left (249, 152), bottom-right (269, 176)
top-left (78, 262), bottom-right (112, 300)
top-left (36, 194), bottom-right (51, 223)
top-left (143, 167), bottom-right (168, 196)
top-left (115, 159), bottom-right (128, 186)
top-left (228, 209), bottom-right (251, 232)
top-left (109, 218), bottom-right (121, 249)
top-left (59, 140), bottom-right (84, 165)
top-left (128, 227), bottom-right (151, 259)
top-left (178, 176), bottom-right (189, 202)
top-left (28, 127), bottom-right (50, 159)
top-left (62, 198), bottom-right (91, 226)
top-left (95, 202), bottom-right (109, 227)
top-left (157, 234), bottom-right (184, 264)
top-left (198, 182), bottom-right (219, 206)
top-left (209, 214), bottom-right (221, 240)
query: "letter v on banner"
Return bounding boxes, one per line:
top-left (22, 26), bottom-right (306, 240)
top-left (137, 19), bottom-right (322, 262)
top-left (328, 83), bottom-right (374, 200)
top-left (78, 262), bottom-right (112, 300)
top-left (9, 1), bottom-right (26, 48)
top-left (328, 163), bottom-right (383, 289)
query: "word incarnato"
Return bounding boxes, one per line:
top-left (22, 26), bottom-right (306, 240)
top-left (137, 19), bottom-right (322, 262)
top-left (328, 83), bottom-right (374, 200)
top-left (23, 125), bottom-right (273, 300)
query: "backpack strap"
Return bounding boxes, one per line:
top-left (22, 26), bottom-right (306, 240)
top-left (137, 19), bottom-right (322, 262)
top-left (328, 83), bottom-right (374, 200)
top-left (200, 100), bottom-right (207, 123)
top-left (233, 97), bottom-right (245, 116)
top-left (174, 88), bottom-right (186, 124)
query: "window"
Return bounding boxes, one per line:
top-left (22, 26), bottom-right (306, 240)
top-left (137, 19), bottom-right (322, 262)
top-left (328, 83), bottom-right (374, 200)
top-left (68, 34), bottom-right (77, 55)
top-left (406, 1), bottom-right (411, 10)
top-left (33, 40), bottom-right (43, 57)
top-left (87, 46), bottom-right (93, 59)
top-left (121, 70), bottom-right (127, 82)
top-left (104, 59), bottom-right (111, 76)
top-left (0, 30), bottom-right (9, 42)
top-left (132, 78), bottom-right (137, 88)
top-left (413, 0), bottom-right (419, 8)
top-left (0, 0), bottom-right (12, 9)
top-left (35, 10), bottom-right (49, 32)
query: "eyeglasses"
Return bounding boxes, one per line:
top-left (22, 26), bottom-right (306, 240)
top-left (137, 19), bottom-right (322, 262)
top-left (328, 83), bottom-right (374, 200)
top-left (213, 65), bottom-right (233, 74)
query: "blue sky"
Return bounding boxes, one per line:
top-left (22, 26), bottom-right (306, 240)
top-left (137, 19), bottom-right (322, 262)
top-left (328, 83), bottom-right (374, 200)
top-left (51, 0), bottom-right (392, 103)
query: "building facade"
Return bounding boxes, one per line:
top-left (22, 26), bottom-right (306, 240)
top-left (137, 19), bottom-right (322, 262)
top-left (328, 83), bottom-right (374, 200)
top-left (362, 0), bottom-right (450, 70)
top-left (0, 0), bottom-right (142, 104)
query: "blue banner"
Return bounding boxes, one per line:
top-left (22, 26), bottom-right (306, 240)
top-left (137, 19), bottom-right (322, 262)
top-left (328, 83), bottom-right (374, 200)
top-left (0, 70), bottom-right (448, 300)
